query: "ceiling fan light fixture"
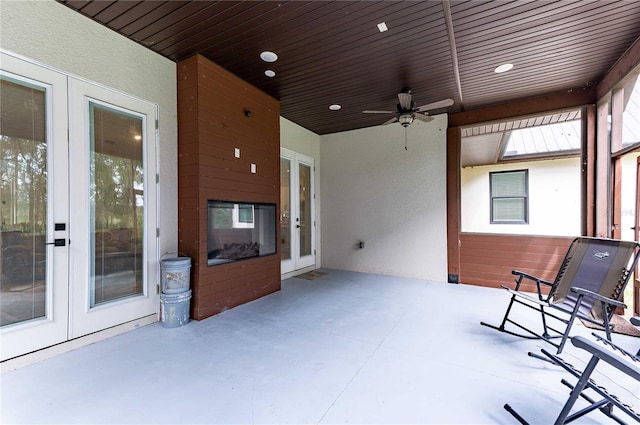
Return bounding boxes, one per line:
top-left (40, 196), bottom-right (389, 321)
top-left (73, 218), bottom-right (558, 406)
top-left (260, 51), bottom-right (278, 63)
top-left (494, 63), bottom-right (514, 73)
top-left (363, 88), bottom-right (449, 128)
top-left (398, 113), bottom-right (414, 127)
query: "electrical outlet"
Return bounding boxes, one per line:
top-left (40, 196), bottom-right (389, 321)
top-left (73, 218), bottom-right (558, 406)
top-left (234, 148), bottom-right (240, 158)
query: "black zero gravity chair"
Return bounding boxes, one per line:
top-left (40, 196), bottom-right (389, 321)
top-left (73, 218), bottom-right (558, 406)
top-left (504, 334), bottom-right (640, 424)
top-left (481, 237), bottom-right (640, 354)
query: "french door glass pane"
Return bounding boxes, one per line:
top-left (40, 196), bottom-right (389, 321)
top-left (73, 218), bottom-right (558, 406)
top-left (90, 102), bottom-right (144, 306)
top-left (280, 157), bottom-right (291, 260)
top-left (299, 163), bottom-right (311, 257)
top-left (0, 78), bottom-right (47, 326)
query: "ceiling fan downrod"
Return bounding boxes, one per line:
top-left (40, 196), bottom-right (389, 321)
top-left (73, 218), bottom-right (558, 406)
top-left (404, 127), bottom-right (408, 151)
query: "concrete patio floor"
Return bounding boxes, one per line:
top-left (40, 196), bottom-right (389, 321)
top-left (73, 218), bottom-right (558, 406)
top-left (1, 269), bottom-right (639, 424)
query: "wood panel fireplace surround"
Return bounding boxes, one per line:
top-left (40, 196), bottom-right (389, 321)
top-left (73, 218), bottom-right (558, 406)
top-left (177, 54), bottom-right (281, 320)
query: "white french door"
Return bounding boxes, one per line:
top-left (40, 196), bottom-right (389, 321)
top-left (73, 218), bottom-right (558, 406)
top-left (1, 54), bottom-right (70, 360)
top-left (0, 53), bottom-right (158, 361)
top-left (280, 148), bottom-right (315, 274)
top-left (68, 78), bottom-right (158, 338)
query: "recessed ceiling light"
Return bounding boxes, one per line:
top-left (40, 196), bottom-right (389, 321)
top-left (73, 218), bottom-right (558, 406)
top-left (329, 104), bottom-right (341, 111)
top-left (494, 63), bottom-right (514, 73)
top-left (377, 22), bottom-right (388, 32)
top-left (260, 51), bottom-right (278, 62)
top-left (265, 70), bottom-right (276, 77)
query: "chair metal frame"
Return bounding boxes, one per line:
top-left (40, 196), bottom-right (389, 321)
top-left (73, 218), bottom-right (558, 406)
top-left (633, 317), bottom-right (640, 357)
top-left (504, 334), bottom-right (640, 425)
top-left (481, 237), bottom-right (640, 354)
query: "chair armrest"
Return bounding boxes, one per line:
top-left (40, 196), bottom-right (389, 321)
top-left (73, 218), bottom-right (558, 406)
top-left (512, 270), bottom-right (554, 300)
top-left (570, 287), bottom-right (626, 309)
top-left (512, 270), bottom-right (553, 286)
top-left (572, 336), bottom-right (640, 380)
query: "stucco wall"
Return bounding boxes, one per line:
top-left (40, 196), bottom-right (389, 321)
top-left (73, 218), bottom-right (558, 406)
top-left (461, 157), bottom-right (581, 236)
top-left (280, 117), bottom-right (321, 160)
top-left (320, 115), bottom-right (448, 282)
top-left (0, 0), bottom-right (178, 259)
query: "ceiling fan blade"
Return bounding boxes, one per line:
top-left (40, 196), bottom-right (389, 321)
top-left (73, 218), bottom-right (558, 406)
top-left (397, 92), bottom-right (412, 110)
top-left (414, 113), bottom-right (434, 123)
top-left (363, 110), bottom-right (395, 114)
top-left (415, 98), bottom-right (454, 112)
top-left (382, 117), bottom-right (398, 125)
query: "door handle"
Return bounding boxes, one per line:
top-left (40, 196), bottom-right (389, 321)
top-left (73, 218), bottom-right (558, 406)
top-left (296, 225), bottom-right (301, 228)
top-left (45, 239), bottom-right (66, 247)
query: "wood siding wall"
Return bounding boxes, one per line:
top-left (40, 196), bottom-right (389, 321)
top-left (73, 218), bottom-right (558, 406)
top-left (459, 233), bottom-right (574, 293)
top-left (177, 54), bottom-right (281, 320)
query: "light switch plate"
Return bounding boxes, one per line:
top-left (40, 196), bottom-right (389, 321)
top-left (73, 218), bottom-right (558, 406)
top-left (234, 148), bottom-right (240, 158)
top-left (251, 163), bottom-right (257, 173)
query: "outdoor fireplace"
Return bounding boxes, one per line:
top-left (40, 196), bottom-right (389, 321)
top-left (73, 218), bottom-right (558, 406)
top-left (207, 200), bottom-right (277, 266)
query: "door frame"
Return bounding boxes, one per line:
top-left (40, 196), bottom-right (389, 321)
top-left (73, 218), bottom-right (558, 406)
top-left (280, 148), bottom-right (316, 274)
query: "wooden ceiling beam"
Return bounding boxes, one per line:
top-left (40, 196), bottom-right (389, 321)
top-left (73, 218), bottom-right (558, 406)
top-left (448, 87), bottom-right (596, 128)
top-left (596, 35), bottom-right (640, 99)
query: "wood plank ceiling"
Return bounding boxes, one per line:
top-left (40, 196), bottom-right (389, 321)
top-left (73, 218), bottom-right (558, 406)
top-left (57, 0), bottom-right (640, 135)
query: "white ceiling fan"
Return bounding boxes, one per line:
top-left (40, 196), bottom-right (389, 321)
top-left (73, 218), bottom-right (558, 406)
top-left (363, 88), bottom-right (454, 127)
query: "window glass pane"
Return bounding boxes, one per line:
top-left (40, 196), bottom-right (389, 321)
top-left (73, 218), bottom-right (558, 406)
top-left (491, 171), bottom-right (526, 197)
top-left (0, 77), bottom-right (47, 326)
top-left (90, 102), bottom-right (143, 306)
top-left (492, 198), bottom-right (525, 222)
top-left (490, 170), bottom-right (528, 223)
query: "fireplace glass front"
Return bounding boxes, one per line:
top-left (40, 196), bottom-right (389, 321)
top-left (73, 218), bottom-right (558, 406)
top-left (207, 201), bottom-right (276, 266)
